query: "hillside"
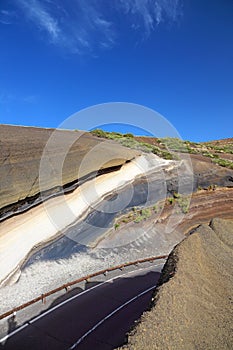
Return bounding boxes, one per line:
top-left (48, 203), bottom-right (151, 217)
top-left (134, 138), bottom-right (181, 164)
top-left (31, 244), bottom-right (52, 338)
top-left (0, 125), bottom-right (232, 348)
top-left (119, 218), bottom-right (233, 350)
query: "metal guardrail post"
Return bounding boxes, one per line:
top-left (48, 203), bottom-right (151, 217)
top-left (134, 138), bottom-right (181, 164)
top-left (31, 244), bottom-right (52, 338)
top-left (65, 286), bottom-right (70, 293)
top-left (41, 294), bottom-right (46, 304)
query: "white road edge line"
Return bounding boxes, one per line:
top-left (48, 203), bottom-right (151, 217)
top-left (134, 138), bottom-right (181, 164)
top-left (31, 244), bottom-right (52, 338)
top-left (68, 284), bottom-right (157, 349)
top-left (0, 324), bottom-right (28, 344)
top-left (0, 263), bottom-right (162, 344)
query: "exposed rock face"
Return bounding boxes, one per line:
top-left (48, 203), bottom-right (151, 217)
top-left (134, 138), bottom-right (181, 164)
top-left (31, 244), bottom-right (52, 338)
top-left (0, 154), bottom-right (173, 285)
top-left (181, 153), bottom-right (233, 189)
top-left (120, 218), bottom-right (233, 350)
top-left (1, 125), bottom-right (233, 221)
top-left (159, 187), bottom-right (233, 235)
top-left (0, 125), bottom-right (139, 218)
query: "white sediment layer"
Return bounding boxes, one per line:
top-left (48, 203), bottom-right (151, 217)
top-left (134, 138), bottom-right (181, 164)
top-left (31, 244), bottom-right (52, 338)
top-left (0, 154), bottom-right (172, 285)
top-left (0, 220), bottom-right (183, 314)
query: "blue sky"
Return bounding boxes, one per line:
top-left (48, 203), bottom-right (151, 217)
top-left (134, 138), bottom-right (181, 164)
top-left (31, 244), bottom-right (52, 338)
top-left (0, 0), bottom-right (232, 141)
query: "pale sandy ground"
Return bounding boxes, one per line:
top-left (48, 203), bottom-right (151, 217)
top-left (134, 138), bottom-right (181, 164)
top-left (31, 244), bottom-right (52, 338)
top-left (0, 154), bottom-right (173, 286)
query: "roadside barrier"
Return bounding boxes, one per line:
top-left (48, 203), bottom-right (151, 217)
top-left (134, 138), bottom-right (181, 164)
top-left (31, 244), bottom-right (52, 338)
top-left (0, 255), bottom-right (168, 321)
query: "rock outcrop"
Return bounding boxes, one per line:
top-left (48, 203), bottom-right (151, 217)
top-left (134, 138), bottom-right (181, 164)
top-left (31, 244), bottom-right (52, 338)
top-left (120, 218), bottom-right (233, 350)
top-left (0, 125), bottom-right (139, 219)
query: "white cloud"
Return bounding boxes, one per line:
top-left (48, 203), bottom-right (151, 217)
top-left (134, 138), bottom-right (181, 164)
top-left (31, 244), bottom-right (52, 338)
top-left (18, 0), bottom-right (60, 41)
top-left (16, 0), bottom-right (181, 53)
top-left (0, 9), bottom-right (17, 25)
top-left (0, 20), bottom-right (11, 25)
top-left (16, 0), bottom-right (115, 54)
top-left (118, 0), bottom-right (181, 34)
top-left (0, 92), bottom-right (38, 105)
top-left (1, 10), bottom-right (11, 16)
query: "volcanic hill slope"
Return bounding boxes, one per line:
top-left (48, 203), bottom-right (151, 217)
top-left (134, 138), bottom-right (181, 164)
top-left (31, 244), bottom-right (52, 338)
top-left (84, 131), bottom-right (233, 349)
top-left (0, 125), bottom-right (233, 348)
top-left (118, 218), bottom-right (233, 350)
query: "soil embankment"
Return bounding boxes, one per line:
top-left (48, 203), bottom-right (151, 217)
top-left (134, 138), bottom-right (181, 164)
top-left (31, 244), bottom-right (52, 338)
top-left (119, 218), bottom-right (233, 350)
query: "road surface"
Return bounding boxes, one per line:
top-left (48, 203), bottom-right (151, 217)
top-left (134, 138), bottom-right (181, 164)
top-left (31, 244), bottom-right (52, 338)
top-left (1, 266), bottom-right (161, 349)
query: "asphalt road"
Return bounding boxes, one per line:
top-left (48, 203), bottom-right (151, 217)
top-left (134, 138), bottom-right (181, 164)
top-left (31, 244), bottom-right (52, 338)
top-left (1, 267), bottom-right (161, 350)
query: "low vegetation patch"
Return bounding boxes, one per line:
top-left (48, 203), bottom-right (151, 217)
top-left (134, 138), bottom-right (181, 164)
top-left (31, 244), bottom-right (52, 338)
top-left (114, 205), bottom-right (158, 227)
top-left (113, 192), bottom-right (190, 230)
top-left (204, 143), bottom-right (233, 154)
top-left (90, 129), bottom-right (233, 169)
top-left (90, 129), bottom-right (176, 160)
top-left (212, 158), bottom-right (233, 169)
top-left (158, 137), bottom-right (198, 154)
top-left (177, 196), bottom-right (190, 213)
top-left (167, 194), bottom-right (190, 213)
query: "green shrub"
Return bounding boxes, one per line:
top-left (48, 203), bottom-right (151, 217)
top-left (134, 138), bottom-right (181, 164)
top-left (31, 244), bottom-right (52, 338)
top-left (91, 129), bottom-right (107, 138)
top-left (161, 138), bottom-right (189, 153)
top-left (208, 184), bottom-right (216, 191)
top-left (114, 223), bottom-right (120, 230)
top-left (141, 208), bottom-right (152, 218)
top-left (161, 151), bottom-right (177, 160)
top-left (120, 138), bottom-right (138, 148)
top-left (122, 218), bottom-right (130, 223)
top-left (168, 197), bottom-right (175, 204)
top-left (212, 158), bottom-right (233, 169)
top-left (123, 133), bottom-right (134, 138)
top-left (91, 130), bottom-right (178, 160)
top-left (177, 196), bottom-right (190, 213)
top-left (134, 216), bottom-right (144, 223)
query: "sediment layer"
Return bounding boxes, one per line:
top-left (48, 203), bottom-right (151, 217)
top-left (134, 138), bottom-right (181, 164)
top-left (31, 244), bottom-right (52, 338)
top-left (0, 124), bottom-right (139, 217)
top-left (97, 187), bottom-right (233, 249)
top-left (0, 154), bottom-right (171, 285)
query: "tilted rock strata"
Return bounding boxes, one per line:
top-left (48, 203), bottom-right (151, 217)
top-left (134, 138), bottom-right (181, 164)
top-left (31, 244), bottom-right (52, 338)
top-left (157, 187), bottom-right (233, 235)
top-left (0, 125), bottom-right (139, 215)
top-left (0, 154), bottom-right (171, 285)
top-left (97, 187), bottom-right (233, 249)
top-left (119, 218), bottom-right (233, 350)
